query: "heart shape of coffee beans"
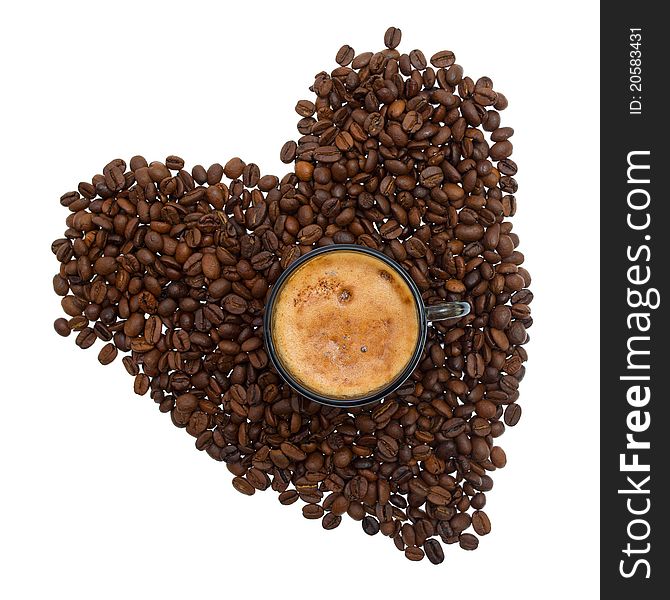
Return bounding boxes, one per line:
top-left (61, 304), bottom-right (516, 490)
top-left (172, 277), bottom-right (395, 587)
top-left (52, 26), bottom-right (531, 565)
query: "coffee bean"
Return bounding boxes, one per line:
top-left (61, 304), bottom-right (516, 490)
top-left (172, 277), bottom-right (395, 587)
top-left (121, 356), bottom-right (138, 376)
top-left (302, 504), bottom-right (324, 519)
top-left (405, 546), bottom-right (425, 561)
top-left (504, 403), bottom-right (522, 426)
top-left (280, 441), bottom-right (307, 462)
top-left (490, 140), bottom-right (513, 160)
top-left (362, 516), bottom-right (380, 535)
top-left (425, 539), bottom-right (445, 564)
top-left (206, 163), bottom-right (224, 185)
top-left (247, 468), bottom-right (270, 491)
top-left (94, 257), bottom-right (117, 276)
top-left (223, 157), bottom-right (245, 179)
top-left (472, 510), bottom-right (492, 535)
top-left (491, 127), bottom-right (514, 141)
top-left (383, 26), bottom-right (402, 49)
top-left (446, 63), bottom-right (464, 85)
top-left (98, 343), bottom-right (118, 365)
top-left (498, 158), bottom-right (518, 176)
top-left (313, 146), bottom-right (341, 163)
top-left (143, 316), bottom-right (162, 345)
top-left (430, 50), bottom-right (456, 68)
top-left (459, 533), bottom-right (479, 550)
top-left (490, 305), bottom-right (512, 329)
top-left (75, 328), bottom-right (96, 349)
top-left (409, 49), bottom-right (427, 70)
top-left (232, 477), bottom-right (255, 496)
top-left (251, 251), bottom-right (273, 272)
top-left (53, 275), bottom-right (69, 296)
top-left (295, 100), bottom-right (316, 118)
top-left (134, 373), bottom-right (150, 395)
top-left (186, 412), bottom-right (209, 437)
top-left (420, 166), bottom-right (444, 188)
top-left (507, 321), bottom-right (527, 345)
top-left (335, 45), bottom-right (355, 66)
top-left (175, 393), bottom-right (198, 413)
top-left (165, 155), bottom-right (185, 170)
top-left (54, 318), bottom-right (70, 337)
top-left (279, 490), bottom-right (299, 505)
top-left (297, 224), bottom-right (323, 245)
top-left (455, 223), bottom-right (484, 242)
top-left (322, 513), bottom-right (342, 530)
top-left (295, 161), bottom-right (314, 181)
top-left (223, 294), bottom-right (248, 315)
top-left (490, 446), bottom-right (507, 468)
top-left (61, 296), bottom-right (85, 317)
top-left (280, 141), bottom-right (297, 164)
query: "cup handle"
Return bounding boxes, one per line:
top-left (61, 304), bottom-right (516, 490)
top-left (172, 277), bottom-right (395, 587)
top-left (424, 301), bottom-right (471, 322)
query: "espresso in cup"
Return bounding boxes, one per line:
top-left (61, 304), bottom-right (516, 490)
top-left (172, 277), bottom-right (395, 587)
top-left (265, 245), bottom-right (470, 407)
top-left (270, 249), bottom-right (420, 400)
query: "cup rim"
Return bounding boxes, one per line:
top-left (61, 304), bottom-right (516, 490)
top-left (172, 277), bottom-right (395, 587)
top-left (263, 244), bottom-right (427, 408)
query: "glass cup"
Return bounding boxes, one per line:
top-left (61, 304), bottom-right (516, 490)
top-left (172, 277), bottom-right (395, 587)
top-left (264, 244), bottom-right (470, 407)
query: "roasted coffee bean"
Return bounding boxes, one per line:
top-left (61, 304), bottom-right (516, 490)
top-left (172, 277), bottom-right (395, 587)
top-left (313, 146), bottom-right (341, 163)
top-left (302, 504), bottom-right (324, 519)
top-left (70, 316), bottom-right (91, 332)
top-left (295, 100), bottom-right (316, 117)
top-left (280, 141), bottom-right (297, 164)
top-left (420, 166), bottom-right (444, 188)
top-left (405, 546), bottom-right (425, 561)
top-left (322, 513), bottom-right (342, 530)
top-left (409, 49), bottom-right (427, 70)
top-left (297, 224), bottom-right (323, 245)
top-left (507, 321), bottom-right (527, 345)
top-left (281, 441), bottom-right (307, 462)
top-left (75, 328), bottom-right (96, 349)
top-left (490, 446), bottom-right (507, 468)
top-left (232, 477), bottom-right (255, 496)
top-left (53, 275), bottom-right (69, 296)
top-left (94, 256), bottom-right (117, 276)
top-left (144, 316), bottom-right (162, 345)
top-left (504, 403), bottom-right (522, 426)
top-left (93, 322), bottom-right (112, 341)
top-left (279, 490), bottom-right (299, 505)
top-left (247, 468), bottom-right (270, 490)
top-left (97, 343), bottom-right (118, 365)
top-left (490, 305), bottom-right (512, 329)
top-left (54, 318), bottom-right (70, 337)
top-left (295, 161), bottom-right (314, 181)
top-left (61, 296), bottom-right (85, 317)
top-left (165, 155), bottom-right (185, 170)
top-left (498, 158), bottom-right (518, 176)
top-left (472, 510), bottom-right (492, 535)
top-left (335, 44), bottom-right (355, 66)
top-left (362, 516), bottom-right (380, 536)
top-left (202, 254), bottom-right (221, 280)
top-left (431, 50), bottom-right (456, 68)
top-left (490, 140), bottom-right (513, 160)
top-left (121, 356), bottom-right (139, 376)
top-left (223, 294), bottom-right (247, 315)
top-left (384, 26), bottom-right (402, 49)
top-left (425, 538), bottom-right (445, 564)
top-left (223, 157), bottom-right (245, 179)
top-left (459, 533), bottom-right (479, 550)
top-left (206, 163), bottom-right (224, 185)
top-left (134, 373), bottom-right (150, 395)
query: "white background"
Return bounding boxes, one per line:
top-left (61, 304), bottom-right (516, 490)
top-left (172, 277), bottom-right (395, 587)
top-left (0, 1), bottom-right (599, 598)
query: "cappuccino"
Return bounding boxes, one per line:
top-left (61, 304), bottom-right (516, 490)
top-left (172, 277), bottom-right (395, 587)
top-left (270, 250), bottom-right (420, 399)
